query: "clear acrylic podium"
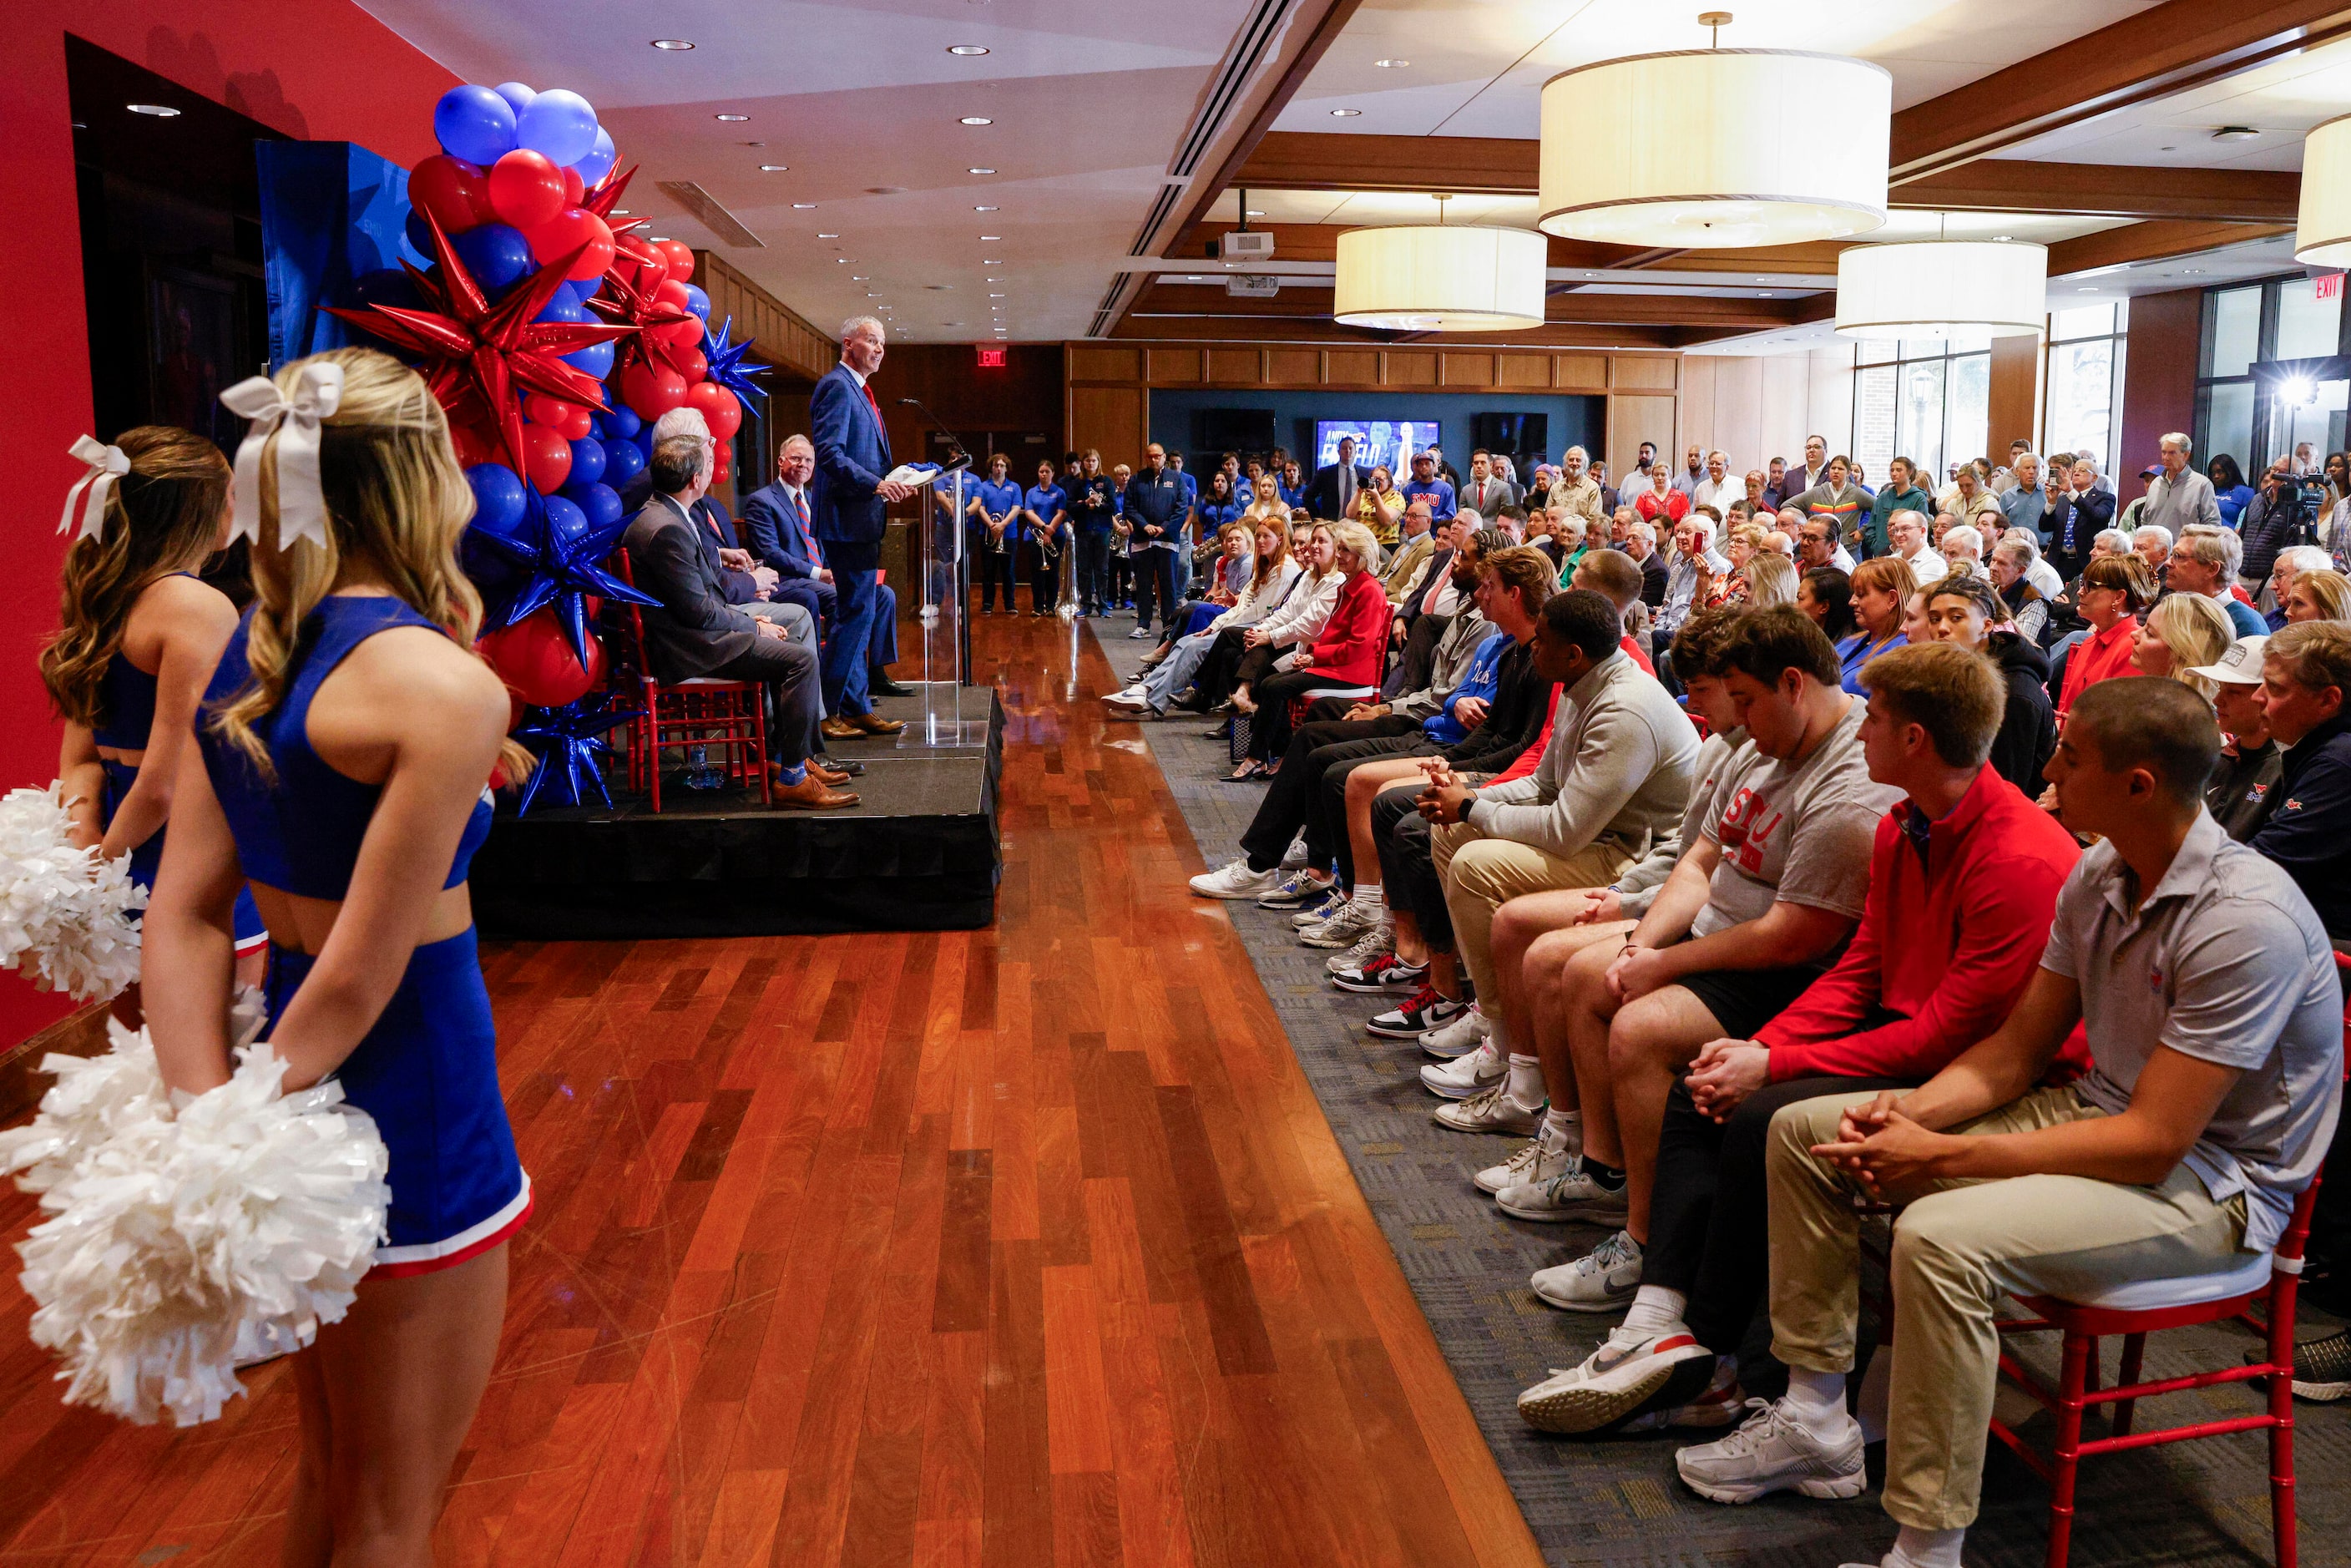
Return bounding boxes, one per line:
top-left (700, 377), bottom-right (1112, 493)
top-left (900, 465), bottom-right (993, 747)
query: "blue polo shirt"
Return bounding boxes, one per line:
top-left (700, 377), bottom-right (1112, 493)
top-left (1023, 483), bottom-right (1066, 542)
top-left (1401, 477), bottom-right (1457, 520)
top-left (971, 478), bottom-right (1023, 525)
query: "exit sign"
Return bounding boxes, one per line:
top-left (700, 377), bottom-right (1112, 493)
top-left (975, 346), bottom-right (1007, 367)
top-left (2320, 273), bottom-right (2343, 301)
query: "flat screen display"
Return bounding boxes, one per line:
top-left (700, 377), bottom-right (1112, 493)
top-left (1316, 419), bottom-right (1438, 478)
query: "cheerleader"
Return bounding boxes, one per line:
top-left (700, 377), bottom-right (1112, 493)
top-left (45, 427), bottom-right (268, 1021)
top-left (142, 348), bottom-right (531, 1563)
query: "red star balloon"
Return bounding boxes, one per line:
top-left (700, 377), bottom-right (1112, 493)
top-left (324, 210), bottom-right (635, 475)
top-left (585, 241), bottom-right (702, 381)
top-left (580, 164), bottom-right (640, 228)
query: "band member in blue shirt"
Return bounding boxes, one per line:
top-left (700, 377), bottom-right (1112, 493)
top-left (1023, 459), bottom-right (1069, 617)
top-left (968, 454), bottom-right (1024, 615)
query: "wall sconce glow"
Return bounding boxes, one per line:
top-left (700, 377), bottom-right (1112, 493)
top-left (1833, 240), bottom-right (2047, 341)
top-left (1334, 224), bottom-right (1546, 332)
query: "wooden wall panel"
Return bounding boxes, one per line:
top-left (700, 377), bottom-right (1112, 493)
top-left (1440, 352), bottom-right (1495, 387)
top-left (1498, 353), bottom-right (1550, 388)
top-left (1555, 356), bottom-right (1609, 392)
top-left (1206, 347), bottom-right (1263, 384)
top-left (1327, 349), bottom-right (1380, 385)
top-left (2121, 287), bottom-right (2201, 478)
top-left (1807, 351), bottom-right (1855, 457)
top-left (1611, 357), bottom-right (1679, 392)
top-left (1148, 347), bottom-right (1202, 384)
top-left (1681, 358), bottom-right (1717, 464)
top-left (1070, 387), bottom-right (1147, 468)
top-left (1989, 334), bottom-right (2040, 458)
top-left (1267, 347), bottom-right (1322, 384)
top-left (1610, 394), bottom-right (1677, 482)
top-left (1759, 355), bottom-right (1815, 470)
top-left (1071, 345), bottom-right (1145, 382)
top-left (1384, 351), bottom-right (1438, 386)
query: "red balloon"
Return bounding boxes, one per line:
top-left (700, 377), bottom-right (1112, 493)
top-left (618, 244), bottom-right (667, 296)
top-left (447, 422), bottom-right (494, 470)
top-left (675, 346), bottom-right (709, 384)
top-left (410, 154), bottom-right (490, 234)
top-left (520, 419), bottom-right (573, 493)
top-left (657, 240), bottom-right (695, 282)
top-left (488, 149), bottom-right (566, 230)
top-left (478, 609), bottom-right (606, 709)
top-left (524, 207), bottom-right (615, 281)
top-left (619, 359), bottom-right (688, 419)
top-left (653, 313), bottom-right (704, 350)
top-left (688, 380), bottom-right (741, 440)
top-left (523, 394), bottom-right (579, 431)
top-left (652, 279), bottom-right (690, 311)
top-left (561, 165), bottom-right (584, 207)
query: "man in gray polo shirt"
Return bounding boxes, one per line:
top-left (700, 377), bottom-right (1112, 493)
top-left (1675, 676), bottom-right (2343, 1568)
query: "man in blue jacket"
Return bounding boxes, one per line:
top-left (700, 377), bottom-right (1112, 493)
top-left (741, 433), bottom-right (909, 698)
top-left (809, 316), bottom-right (910, 736)
top-left (1123, 443), bottom-right (1188, 640)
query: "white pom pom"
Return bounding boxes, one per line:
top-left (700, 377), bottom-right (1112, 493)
top-left (0, 782), bottom-right (146, 1002)
top-left (5, 1024), bottom-right (389, 1426)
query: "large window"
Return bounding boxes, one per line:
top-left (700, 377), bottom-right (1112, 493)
top-left (2195, 276), bottom-right (2349, 478)
top-left (1851, 335), bottom-right (1990, 487)
top-left (2042, 302), bottom-right (2127, 481)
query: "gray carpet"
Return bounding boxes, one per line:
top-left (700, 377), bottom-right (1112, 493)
top-left (1086, 612), bottom-right (2351, 1568)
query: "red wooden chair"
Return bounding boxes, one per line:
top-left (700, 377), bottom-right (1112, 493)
top-left (608, 553), bottom-right (771, 812)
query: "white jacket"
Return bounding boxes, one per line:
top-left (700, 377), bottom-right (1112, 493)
top-left (1254, 567), bottom-right (1342, 649)
top-left (1207, 560), bottom-right (1302, 635)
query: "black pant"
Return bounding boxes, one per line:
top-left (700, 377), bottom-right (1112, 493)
top-left (1376, 787), bottom-right (1452, 950)
top-left (1030, 549), bottom-right (1061, 613)
top-left (1647, 1070), bottom-right (1918, 1355)
top-left (709, 631), bottom-right (821, 768)
top-left (1109, 549), bottom-right (1132, 605)
top-left (978, 544), bottom-right (1018, 611)
top-left (1188, 629), bottom-right (1252, 710)
top-left (1383, 612), bottom-right (1451, 699)
top-left (1246, 667), bottom-right (1353, 762)
top-left (1323, 735), bottom-right (1443, 884)
top-left (1238, 716), bottom-right (1424, 871)
top-left (1075, 529), bottom-right (1112, 613)
top-left (1130, 547), bottom-right (1178, 631)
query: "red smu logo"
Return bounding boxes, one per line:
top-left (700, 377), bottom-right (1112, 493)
top-left (1714, 785), bottom-right (1784, 875)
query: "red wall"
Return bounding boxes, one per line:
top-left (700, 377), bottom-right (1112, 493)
top-left (0, 8), bottom-right (455, 1044)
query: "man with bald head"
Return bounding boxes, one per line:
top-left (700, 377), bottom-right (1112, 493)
top-left (743, 432), bottom-right (908, 697)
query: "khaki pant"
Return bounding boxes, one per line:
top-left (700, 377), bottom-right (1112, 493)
top-left (1430, 824), bottom-right (1634, 1003)
top-left (1765, 1086), bottom-right (2251, 1530)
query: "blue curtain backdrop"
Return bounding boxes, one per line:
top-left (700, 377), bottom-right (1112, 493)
top-left (256, 141), bottom-right (422, 369)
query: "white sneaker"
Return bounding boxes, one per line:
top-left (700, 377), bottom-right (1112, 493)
top-left (1420, 1004), bottom-right (1492, 1060)
top-left (1674, 1397), bottom-right (1867, 1505)
top-left (1103, 688), bottom-right (1150, 714)
top-left (1291, 888), bottom-right (1348, 928)
top-left (1620, 1357), bottom-right (1745, 1434)
top-left (1279, 833), bottom-right (1311, 872)
top-left (1529, 1228), bottom-right (1643, 1310)
top-left (1499, 1158), bottom-right (1632, 1226)
top-left (1256, 867), bottom-right (1332, 909)
top-left (1127, 625), bottom-right (1156, 639)
top-left (1298, 897), bottom-right (1380, 949)
top-left (1475, 1137), bottom-right (1541, 1195)
top-left (1323, 922), bottom-right (1394, 974)
top-left (1433, 1080), bottom-right (1544, 1135)
top-left (1189, 857), bottom-right (1278, 899)
top-left (1420, 1038), bottom-right (1503, 1100)
top-left (1477, 1120), bottom-right (1577, 1193)
top-left (1516, 1323), bottom-right (1719, 1434)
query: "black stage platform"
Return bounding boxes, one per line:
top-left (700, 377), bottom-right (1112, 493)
top-left (468, 687), bottom-right (1004, 938)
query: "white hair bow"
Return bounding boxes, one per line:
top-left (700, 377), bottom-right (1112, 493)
top-left (59, 437), bottom-right (129, 544)
top-left (220, 360), bottom-right (345, 552)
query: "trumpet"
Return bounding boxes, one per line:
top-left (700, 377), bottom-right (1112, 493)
top-left (1037, 518), bottom-right (1063, 568)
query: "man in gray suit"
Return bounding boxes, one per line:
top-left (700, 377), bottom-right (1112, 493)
top-left (621, 434), bottom-right (856, 810)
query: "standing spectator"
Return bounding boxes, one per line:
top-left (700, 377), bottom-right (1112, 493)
top-left (2045, 456), bottom-right (2115, 585)
top-left (1761, 457), bottom-right (1792, 512)
top-left (2055, 554), bottom-right (2157, 720)
top-left (1122, 443), bottom-right (1187, 640)
top-left (1727, 468), bottom-right (1771, 523)
top-left (2141, 432), bottom-right (2222, 536)
top-left (1787, 456), bottom-right (1873, 560)
top-left (1783, 436), bottom-right (1831, 503)
top-left (1349, 464), bottom-right (1405, 544)
top-left (1692, 450), bottom-right (1736, 515)
top-left (1547, 446), bottom-right (1606, 524)
top-left (2237, 461), bottom-right (2303, 602)
top-left (1401, 449), bottom-right (1458, 521)
top-left (2210, 454), bottom-right (2255, 527)
top-left (968, 453), bottom-right (1023, 615)
top-left (1637, 463), bottom-right (1692, 529)
top-left (1864, 457), bottom-right (1934, 559)
top-left (1022, 458), bottom-right (1069, 617)
top-left (1107, 461), bottom-right (1135, 610)
top-left (1464, 450), bottom-right (1519, 516)
top-left (1999, 453), bottom-right (2047, 541)
top-left (1306, 433), bottom-right (1373, 519)
top-left (1066, 449), bottom-right (1117, 617)
top-left (1671, 444), bottom-right (1706, 499)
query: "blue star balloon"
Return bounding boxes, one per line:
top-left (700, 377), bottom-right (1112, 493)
top-left (489, 482), bottom-right (658, 665)
top-left (513, 691), bottom-right (638, 813)
top-left (700, 315), bottom-right (770, 405)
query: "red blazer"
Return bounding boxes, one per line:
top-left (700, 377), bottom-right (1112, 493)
top-left (2057, 615), bottom-right (2138, 716)
top-left (1302, 569), bottom-right (1389, 687)
top-left (1757, 765), bottom-right (2090, 1083)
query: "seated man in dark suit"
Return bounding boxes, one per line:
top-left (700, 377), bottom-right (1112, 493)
top-left (741, 433), bottom-right (911, 697)
top-left (621, 434), bottom-right (855, 810)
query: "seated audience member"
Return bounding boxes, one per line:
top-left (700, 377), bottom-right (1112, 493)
top-left (1388, 515), bottom-right (1484, 697)
top-left (1795, 516), bottom-right (1857, 575)
top-left (1479, 609), bottom-right (1899, 1313)
top-left (1742, 553), bottom-right (1797, 611)
top-left (2251, 620), bottom-right (2351, 943)
top-left (1109, 520), bottom-right (1298, 716)
top-left (621, 436), bottom-right (852, 810)
top-left (1797, 568), bottom-right (1855, 642)
top-left (1922, 574), bottom-right (2055, 793)
top-left (1676, 678), bottom-right (2341, 1568)
top-left (2189, 636), bottom-right (2281, 842)
top-left (2285, 565), bottom-right (2351, 625)
top-left (2171, 524), bottom-right (2268, 638)
top-left (2132, 591), bottom-right (2236, 705)
top-left (1987, 534), bottom-right (2053, 644)
top-left (1514, 641), bottom-right (2082, 1436)
top-left (1186, 545), bottom-right (1517, 904)
top-left (1227, 521), bottom-right (1388, 777)
top-left (1380, 500), bottom-right (1438, 602)
top-left (1658, 516), bottom-right (1730, 640)
top-left (2269, 544), bottom-right (2334, 631)
top-left (1836, 557), bottom-right (1916, 695)
top-left (1887, 513), bottom-right (1946, 588)
top-left (741, 433), bottom-right (906, 695)
top-left (2055, 554), bottom-right (2156, 720)
top-left (1198, 523), bottom-right (1342, 717)
top-left (1937, 524), bottom-right (1985, 579)
top-left (1398, 591), bottom-right (1698, 1130)
top-left (1624, 519), bottom-right (1669, 606)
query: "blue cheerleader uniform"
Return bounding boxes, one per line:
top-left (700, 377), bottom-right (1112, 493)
top-left (199, 594), bottom-right (529, 1277)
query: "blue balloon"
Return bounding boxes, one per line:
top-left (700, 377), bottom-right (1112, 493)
top-left (604, 405), bottom-right (642, 441)
top-left (561, 340), bottom-right (614, 380)
top-left (600, 437), bottom-right (645, 487)
top-left (517, 89), bottom-right (599, 169)
top-left (542, 492), bottom-right (589, 552)
top-left (464, 463), bottom-right (529, 538)
top-left (449, 223), bottom-right (533, 292)
top-left (493, 82), bottom-right (538, 118)
top-left (403, 209), bottom-right (437, 257)
top-left (565, 481), bottom-right (624, 532)
top-left (680, 284), bottom-right (711, 320)
top-left (575, 127), bottom-right (618, 187)
top-left (567, 276), bottom-right (604, 306)
top-left (534, 289), bottom-right (587, 325)
top-left (434, 84), bottom-right (517, 167)
top-left (567, 436), bottom-right (607, 488)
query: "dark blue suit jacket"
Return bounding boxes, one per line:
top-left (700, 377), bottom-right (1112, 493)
top-left (810, 362), bottom-right (892, 565)
top-left (739, 481), bottom-right (826, 579)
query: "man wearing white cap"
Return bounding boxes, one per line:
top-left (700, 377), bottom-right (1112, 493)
top-left (2189, 635), bottom-right (2281, 842)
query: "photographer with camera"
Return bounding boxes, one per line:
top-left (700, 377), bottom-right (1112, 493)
top-left (2240, 458), bottom-right (2327, 609)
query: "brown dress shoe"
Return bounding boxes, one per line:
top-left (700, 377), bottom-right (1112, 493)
top-left (819, 716), bottom-right (864, 741)
top-left (806, 760), bottom-right (852, 787)
top-left (771, 772), bottom-right (857, 810)
top-left (849, 711), bottom-right (906, 736)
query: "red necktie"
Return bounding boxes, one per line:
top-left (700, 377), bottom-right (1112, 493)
top-left (862, 380), bottom-right (882, 423)
top-left (793, 488), bottom-right (819, 562)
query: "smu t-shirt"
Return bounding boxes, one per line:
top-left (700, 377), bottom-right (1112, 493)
top-left (1691, 696), bottom-right (1901, 940)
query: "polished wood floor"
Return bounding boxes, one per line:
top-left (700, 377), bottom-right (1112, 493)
top-left (0, 611), bottom-right (1542, 1568)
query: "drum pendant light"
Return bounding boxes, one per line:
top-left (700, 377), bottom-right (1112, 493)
top-left (1538, 12), bottom-right (1890, 249)
top-left (1835, 233), bottom-right (2049, 341)
top-left (2296, 114), bottom-right (2351, 269)
top-left (1333, 196), bottom-right (1547, 332)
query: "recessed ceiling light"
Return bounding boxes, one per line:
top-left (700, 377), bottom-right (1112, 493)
top-left (852, 276), bottom-right (867, 281)
top-left (960, 116), bottom-right (993, 126)
top-left (758, 164), bottom-right (788, 172)
top-left (1331, 109), bottom-right (1363, 118)
top-left (987, 276), bottom-right (1003, 281)
top-left (979, 235), bottom-right (1001, 240)
top-left (793, 203), bottom-right (817, 209)
top-left (983, 258), bottom-right (1004, 264)
top-left (2183, 267), bottom-right (2205, 275)
top-left (1246, 209), bottom-right (1265, 217)
top-left (2076, 286), bottom-right (2098, 292)
top-left (948, 43), bottom-right (989, 55)
top-left (2212, 126), bottom-right (2261, 141)
top-left (817, 232), bottom-right (839, 238)
top-left (990, 292), bottom-right (1006, 297)
top-left (837, 258), bottom-right (850, 264)
top-left (968, 167), bottom-right (995, 175)
top-left (127, 104), bottom-right (180, 117)
top-left (867, 292), bottom-right (881, 298)
top-left (1375, 58), bottom-right (1409, 68)
top-left (651, 38), bottom-right (695, 49)
top-left (975, 205), bottom-right (998, 211)
top-left (715, 113), bottom-right (749, 122)
top-left (1585, 271), bottom-right (1598, 278)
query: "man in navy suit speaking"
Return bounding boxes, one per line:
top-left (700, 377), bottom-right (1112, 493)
top-left (808, 315), bottom-right (910, 737)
